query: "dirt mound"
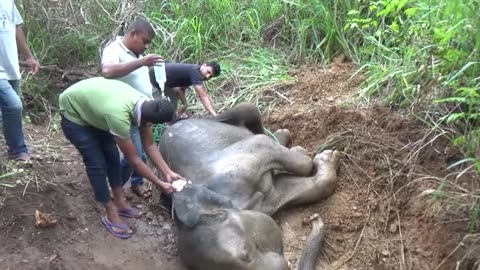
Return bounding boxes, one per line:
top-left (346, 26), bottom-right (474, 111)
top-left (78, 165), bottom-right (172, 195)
top-left (265, 60), bottom-right (479, 269)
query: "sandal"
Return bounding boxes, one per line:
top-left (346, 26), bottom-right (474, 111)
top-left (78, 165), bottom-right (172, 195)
top-left (9, 152), bottom-right (42, 162)
top-left (100, 216), bottom-right (133, 239)
top-left (131, 185), bottom-right (152, 199)
top-left (118, 206), bottom-right (143, 219)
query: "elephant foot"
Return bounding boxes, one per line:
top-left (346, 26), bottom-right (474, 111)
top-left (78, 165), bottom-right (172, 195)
top-left (313, 150), bottom-right (341, 195)
top-left (273, 129), bottom-right (291, 146)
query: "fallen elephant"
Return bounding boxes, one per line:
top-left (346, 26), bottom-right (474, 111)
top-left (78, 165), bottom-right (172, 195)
top-left (158, 103), bottom-right (341, 270)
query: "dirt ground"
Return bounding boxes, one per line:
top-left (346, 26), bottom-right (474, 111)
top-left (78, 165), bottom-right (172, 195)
top-left (1, 57), bottom-right (479, 270)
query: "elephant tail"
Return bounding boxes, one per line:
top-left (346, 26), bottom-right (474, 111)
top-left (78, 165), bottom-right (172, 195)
top-left (297, 214), bottom-right (325, 270)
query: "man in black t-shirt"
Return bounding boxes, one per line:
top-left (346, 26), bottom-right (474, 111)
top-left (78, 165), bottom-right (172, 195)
top-left (150, 62), bottom-right (221, 117)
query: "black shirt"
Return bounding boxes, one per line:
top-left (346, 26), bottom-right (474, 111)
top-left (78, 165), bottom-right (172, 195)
top-left (165, 63), bottom-right (202, 88)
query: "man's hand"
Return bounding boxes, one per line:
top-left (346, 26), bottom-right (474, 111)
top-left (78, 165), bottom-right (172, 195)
top-left (165, 171), bottom-right (183, 183)
top-left (156, 181), bottom-right (174, 194)
top-left (25, 56), bottom-right (39, 75)
top-left (177, 105), bottom-right (188, 116)
top-left (142, 54), bottom-right (164, 67)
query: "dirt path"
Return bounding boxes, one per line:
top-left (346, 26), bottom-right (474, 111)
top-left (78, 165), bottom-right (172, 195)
top-left (1, 57), bottom-right (478, 270)
top-left (0, 127), bottom-right (184, 270)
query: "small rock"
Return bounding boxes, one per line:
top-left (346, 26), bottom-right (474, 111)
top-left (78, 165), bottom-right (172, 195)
top-left (381, 250), bottom-right (390, 257)
top-left (22, 259), bottom-right (28, 263)
top-left (157, 215), bottom-right (165, 223)
top-left (301, 236), bottom-right (307, 241)
top-left (352, 206), bottom-right (357, 210)
top-left (388, 223), bottom-right (398, 234)
top-left (414, 248), bottom-right (423, 255)
top-left (15, 180), bottom-right (22, 185)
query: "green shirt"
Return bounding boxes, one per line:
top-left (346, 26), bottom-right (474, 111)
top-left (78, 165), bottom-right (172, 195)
top-left (59, 77), bottom-right (147, 139)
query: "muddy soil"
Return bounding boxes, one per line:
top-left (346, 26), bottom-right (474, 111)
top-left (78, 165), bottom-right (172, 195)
top-left (266, 57), bottom-right (479, 270)
top-left (1, 57), bottom-right (478, 270)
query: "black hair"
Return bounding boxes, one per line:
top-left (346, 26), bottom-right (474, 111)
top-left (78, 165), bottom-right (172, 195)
top-left (141, 99), bottom-right (174, 124)
top-left (206, 61), bottom-right (221, 77)
top-left (126, 17), bottom-right (155, 37)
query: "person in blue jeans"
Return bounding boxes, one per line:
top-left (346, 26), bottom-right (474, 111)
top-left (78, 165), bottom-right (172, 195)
top-left (0, 1), bottom-right (40, 161)
top-left (59, 77), bottom-right (182, 239)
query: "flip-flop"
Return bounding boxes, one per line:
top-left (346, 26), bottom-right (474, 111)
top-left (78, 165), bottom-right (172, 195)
top-left (100, 216), bottom-right (133, 239)
top-left (118, 207), bottom-right (143, 219)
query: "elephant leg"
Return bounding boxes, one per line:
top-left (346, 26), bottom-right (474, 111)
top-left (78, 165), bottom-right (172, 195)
top-left (273, 129), bottom-right (291, 147)
top-left (269, 150), bottom-right (341, 212)
top-left (208, 135), bottom-right (314, 209)
top-left (208, 103), bottom-right (264, 134)
top-left (223, 134), bottom-right (313, 177)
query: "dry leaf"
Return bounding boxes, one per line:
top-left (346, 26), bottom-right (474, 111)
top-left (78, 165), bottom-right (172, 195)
top-left (34, 209), bottom-right (58, 228)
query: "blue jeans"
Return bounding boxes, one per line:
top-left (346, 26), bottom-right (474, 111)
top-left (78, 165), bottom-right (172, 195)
top-left (61, 116), bottom-right (121, 204)
top-left (120, 125), bottom-right (145, 187)
top-left (0, 79), bottom-right (28, 157)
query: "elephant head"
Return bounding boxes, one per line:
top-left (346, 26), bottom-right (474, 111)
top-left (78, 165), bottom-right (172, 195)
top-left (172, 184), bottom-right (289, 270)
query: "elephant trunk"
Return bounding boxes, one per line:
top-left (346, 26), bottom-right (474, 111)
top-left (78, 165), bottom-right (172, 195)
top-left (297, 215), bottom-right (325, 270)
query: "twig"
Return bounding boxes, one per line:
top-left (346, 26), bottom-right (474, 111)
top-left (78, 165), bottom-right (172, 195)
top-left (271, 89), bottom-right (293, 104)
top-left (397, 210), bottom-right (406, 270)
top-left (434, 233), bottom-right (480, 270)
top-left (19, 61), bottom-right (96, 78)
top-left (22, 176), bottom-right (33, 197)
top-left (331, 205), bottom-right (372, 270)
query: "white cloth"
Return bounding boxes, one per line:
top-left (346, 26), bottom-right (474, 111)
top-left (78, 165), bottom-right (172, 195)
top-left (0, 0), bottom-right (23, 80)
top-left (101, 36), bottom-right (153, 98)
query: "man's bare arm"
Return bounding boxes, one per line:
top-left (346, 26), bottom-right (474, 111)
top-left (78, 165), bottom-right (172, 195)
top-left (16, 26), bottom-right (39, 74)
top-left (102, 54), bottom-right (163, 78)
top-left (115, 137), bottom-right (173, 193)
top-left (102, 60), bottom-right (144, 78)
top-left (140, 125), bottom-right (183, 182)
top-left (194, 84), bottom-right (217, 116)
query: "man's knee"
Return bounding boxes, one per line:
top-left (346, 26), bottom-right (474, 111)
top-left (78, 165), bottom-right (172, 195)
top-left (2, 94), bottom-right (23, 113)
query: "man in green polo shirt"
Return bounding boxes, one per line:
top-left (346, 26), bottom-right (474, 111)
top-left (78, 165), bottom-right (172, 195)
top-left (59, 76), bottom-right (182, 239)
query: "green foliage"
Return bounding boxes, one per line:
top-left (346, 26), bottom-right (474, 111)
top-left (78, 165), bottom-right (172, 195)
top-left (145, 0), bottom-right (356, 63)
top-left (469, 202), bottom-right (480, 233)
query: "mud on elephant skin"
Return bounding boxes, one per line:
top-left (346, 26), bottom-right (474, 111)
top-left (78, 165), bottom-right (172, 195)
top-left (158, 103), bottom-right (341, 270)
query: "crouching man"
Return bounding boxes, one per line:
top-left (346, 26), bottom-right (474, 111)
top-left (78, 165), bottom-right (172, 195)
top-left (59, 77), bottom-right (182, 239)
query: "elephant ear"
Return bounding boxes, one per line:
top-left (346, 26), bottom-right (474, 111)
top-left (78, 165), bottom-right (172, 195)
top-left (172, 184), bottom-right (234, 228)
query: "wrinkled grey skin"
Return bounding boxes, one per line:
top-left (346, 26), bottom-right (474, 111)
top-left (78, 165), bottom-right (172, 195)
top-left (159, 103), bottom-right (340, 270)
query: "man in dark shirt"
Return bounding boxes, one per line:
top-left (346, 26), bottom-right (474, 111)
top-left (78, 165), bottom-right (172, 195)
top-left (150, 62), bottom-right (221, 117)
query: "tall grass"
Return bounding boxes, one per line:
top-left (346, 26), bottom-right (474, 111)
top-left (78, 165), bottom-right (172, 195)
top-left (145, 0), bottom-right (357, 63)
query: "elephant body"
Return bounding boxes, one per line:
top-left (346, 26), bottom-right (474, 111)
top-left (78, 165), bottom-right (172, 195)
top-left (159, 103), bottom-right (340, 270)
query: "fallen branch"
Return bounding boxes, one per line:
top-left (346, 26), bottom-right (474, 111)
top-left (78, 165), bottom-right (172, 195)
top-left (19, 61), bottom-right (97, 79)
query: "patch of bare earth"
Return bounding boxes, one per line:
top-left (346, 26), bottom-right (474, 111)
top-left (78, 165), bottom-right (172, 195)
top-left (265, 57), bottom-right (480, 269)
top-left (0, 126), bottom-right (184, 270)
